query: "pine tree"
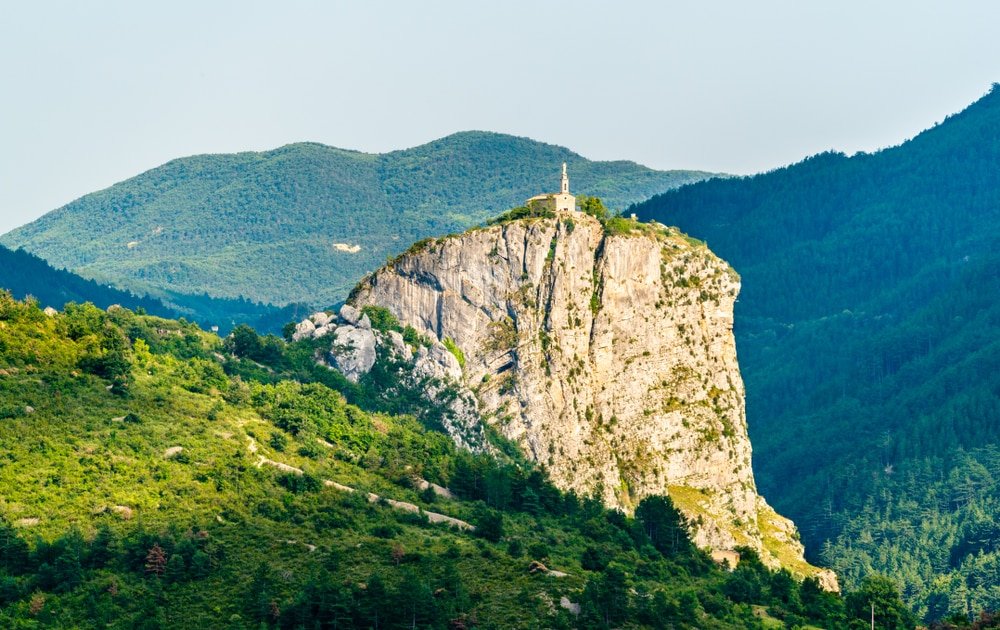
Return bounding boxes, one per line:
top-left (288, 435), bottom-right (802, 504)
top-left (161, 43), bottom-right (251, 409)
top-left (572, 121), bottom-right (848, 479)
top-left (635, 495), bottom-right (692, 556)
top-left (190, 550), bottom-right (212, 578)
top-left (521, 487), bottom-right (542, 515)
top-left (165, 553), bottom-right (186, 583)
top-left (144, 544), bottom-right (167, 578)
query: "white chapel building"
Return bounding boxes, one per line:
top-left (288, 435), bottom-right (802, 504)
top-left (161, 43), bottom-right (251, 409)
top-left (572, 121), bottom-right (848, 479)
top-left (526, 163), bottom-right (576, 212)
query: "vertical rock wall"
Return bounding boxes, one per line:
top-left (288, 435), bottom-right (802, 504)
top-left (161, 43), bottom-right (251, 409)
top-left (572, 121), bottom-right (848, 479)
top-left (351, 211), bottom-right (834, 586)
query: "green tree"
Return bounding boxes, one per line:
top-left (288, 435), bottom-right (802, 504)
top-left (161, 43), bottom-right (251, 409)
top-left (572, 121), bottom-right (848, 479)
top-left (520, 486), bottom-right (542, 516)
top-left (0, 522), bottom-right (29, 574)
top-left (190, 550), bottom-right (211, 579)
top-left (224, 324), bottom-right (262, 359)
top-left (360, 572), bottom-right (388, 629)
top-left (396, 568), bottom-right (436, 629)
top-left (846, 575), bottom-right (917, 630)
top-left (634, 495), bottom-right (692, 556)
top-left (579, 196), bottom-right (610, 220)
top-left (474, 507), bottom-right (504, 543)
top-left (165, 553), bottom-right (186, 583)
top-left (580, 563), bottom-right (631, 628)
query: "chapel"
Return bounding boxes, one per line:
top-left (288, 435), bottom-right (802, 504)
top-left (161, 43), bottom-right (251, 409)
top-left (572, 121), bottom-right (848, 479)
top-left (526, 163), bottom-right (576, 212)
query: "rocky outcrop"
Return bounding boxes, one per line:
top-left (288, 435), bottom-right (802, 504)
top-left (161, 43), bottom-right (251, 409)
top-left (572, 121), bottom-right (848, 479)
top-left (346, 210), bottom-right (832, 584)
top-left (292, 309), bottom-right (378, 382)
top-left (330, 325), bottom-right (377, 381)
top-left (292, 306), bottom-right (486, 451)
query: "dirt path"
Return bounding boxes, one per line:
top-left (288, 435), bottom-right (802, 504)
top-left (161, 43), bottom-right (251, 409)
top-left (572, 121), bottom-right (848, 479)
top-left (247, 437), bottom-right (474, 531)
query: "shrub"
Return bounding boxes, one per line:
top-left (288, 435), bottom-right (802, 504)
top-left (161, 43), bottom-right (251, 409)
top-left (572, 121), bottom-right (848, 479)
top-left (361, 306), bottom-right (401, 332)
top-left (442, 337), bottom-right (465, 369)
top-left (0, 405), bottom-right (26, 420)
top-left (297, 440), bottom-right (324, 459)
top-left (486, 205), bottom-right (553, 226)
top-left (269, 432), bottom-right (288, 452)
top-left (276, 472), bottom-right (322, 494)
top-left (602, 216), bottom-right (635, 236)
top-left (474, 508), bottom-right (504, 543)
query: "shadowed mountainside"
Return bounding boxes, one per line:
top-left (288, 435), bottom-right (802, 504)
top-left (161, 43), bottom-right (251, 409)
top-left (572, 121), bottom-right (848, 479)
top-left (631, 84), bottom-right (1000, 620)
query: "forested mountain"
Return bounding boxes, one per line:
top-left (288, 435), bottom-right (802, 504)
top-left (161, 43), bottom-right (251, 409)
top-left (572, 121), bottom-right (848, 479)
top-left (0, 292), bottom-right (887, 629)
top-left (0, 244), bottom-right (304, 335)
top-left (631, 84), bottom-right (1000, 621)
top-left (0, 245), bottom-right (172, 317)
top-left (0, 132), bottom-right (717, 310)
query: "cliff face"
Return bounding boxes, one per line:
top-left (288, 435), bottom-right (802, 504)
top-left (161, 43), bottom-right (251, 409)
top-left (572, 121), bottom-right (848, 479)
top-left (349, 210), bottom-right (833, 585)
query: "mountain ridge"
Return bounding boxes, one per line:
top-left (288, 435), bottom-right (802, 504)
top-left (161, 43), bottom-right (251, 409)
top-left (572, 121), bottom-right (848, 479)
top-left (0, 287), bottom-right (867, 628)
top-left (1, 131), bottom-right (720, 313)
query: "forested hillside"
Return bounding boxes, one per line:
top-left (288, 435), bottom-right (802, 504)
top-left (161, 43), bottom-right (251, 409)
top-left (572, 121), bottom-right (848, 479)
top-left (0, 132), bottom-right (717, 310)
top-left (0, 245), bottom-right (304, 335)
top-left (631, 84), bottom-right (1000, 621)
top-left (0, 245), bottom-right (171, 317)
top-left (0, 292), bottom-right (886, 629)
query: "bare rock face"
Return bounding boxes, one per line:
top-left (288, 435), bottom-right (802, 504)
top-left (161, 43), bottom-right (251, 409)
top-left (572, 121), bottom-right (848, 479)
top-left (329, 324), bottom-right (377, 382)
top-left (339, 304), bottom-right (361, 325)
top-left (288, 304), bottom-right (487, 451)
top-left (311, 311), bottom-right (332, 327)
top-left (291, 318), bottom-right (316, 341)
top-left (350, 211), bottom-right (832, 583)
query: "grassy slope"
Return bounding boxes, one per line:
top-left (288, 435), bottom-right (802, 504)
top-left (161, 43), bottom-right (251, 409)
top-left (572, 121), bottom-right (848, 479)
top-left (1, 132), bottom-right (718, 310)
top-left (0, 294), bottom-right (857, 629)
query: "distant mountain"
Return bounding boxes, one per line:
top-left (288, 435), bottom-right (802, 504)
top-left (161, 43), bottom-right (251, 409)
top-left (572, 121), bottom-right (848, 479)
top-left (631, 84), bottom-right (1000, 620)
top-left (0, 244), bottom-right (305, 334)
top-left (1, 132), bottom-right (718, 309)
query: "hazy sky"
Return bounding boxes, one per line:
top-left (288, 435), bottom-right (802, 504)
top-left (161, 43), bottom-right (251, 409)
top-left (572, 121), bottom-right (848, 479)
top-left (1, 1), bottom-right (998, 234)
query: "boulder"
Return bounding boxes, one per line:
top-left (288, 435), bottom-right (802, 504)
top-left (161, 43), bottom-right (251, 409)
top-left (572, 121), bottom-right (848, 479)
top-left (329, 325), bottom-right (377, 382)
top-left (311, 311), bottom-right (331, 327)
top-left (164, 446), bottom-right (184, 459)
top-left (291, 319), bottom-right (316, 342)
top-left (339, 304), bottom-right (361, 325)
top-left (560, 597), bottom-right (580, 616)
top-left (414, 343), bottom-right (462, 382)
top-left (358, 314), bottom-right (372, 330)
top-left (111, 505), bottom-right (134, 520)
top-left (817, 569), bottom-right (840, 593)
top-left (385, 330), bottom-right (412, 361)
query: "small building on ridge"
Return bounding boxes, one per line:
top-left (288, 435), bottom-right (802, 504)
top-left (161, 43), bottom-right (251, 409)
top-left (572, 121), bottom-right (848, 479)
top-left (526, 163), bottom-right (576, 212)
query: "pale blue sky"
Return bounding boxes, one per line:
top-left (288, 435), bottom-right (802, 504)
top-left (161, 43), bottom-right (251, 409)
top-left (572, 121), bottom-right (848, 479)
top-left (1, 1), bottom-right (998, 234)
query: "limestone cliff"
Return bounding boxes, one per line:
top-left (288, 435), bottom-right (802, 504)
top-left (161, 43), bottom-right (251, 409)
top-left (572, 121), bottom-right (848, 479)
top-left (341, 210), bottom-right (833, 586)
